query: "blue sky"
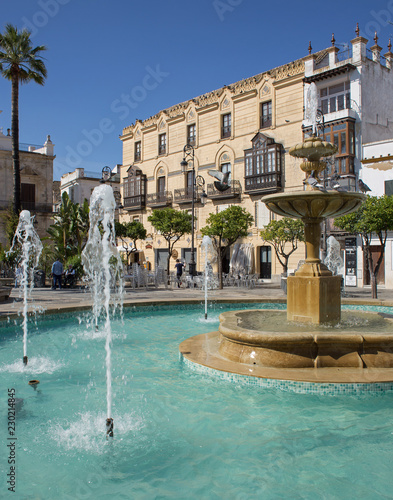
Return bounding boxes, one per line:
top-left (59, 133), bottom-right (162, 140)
top-left (1, 0), bottom-right (393, 180)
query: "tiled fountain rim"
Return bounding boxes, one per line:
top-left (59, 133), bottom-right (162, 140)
top-left (181, 355), bottom-right (393, 396)
top-left (1, 297), bottom-right (393, 321)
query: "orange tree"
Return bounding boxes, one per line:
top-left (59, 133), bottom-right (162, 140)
top-left (334, 195), bottom-right (393, 299)
top-left (201, 205), bottom-right (253, 289)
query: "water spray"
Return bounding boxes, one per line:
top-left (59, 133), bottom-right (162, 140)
top-left (82, 184), bottom-right (124, 438)
top-left (8, 210), bottom-right (43, 365)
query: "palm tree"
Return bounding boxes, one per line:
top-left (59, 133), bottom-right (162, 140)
top-left (0, 24), bottom-right (47, 214)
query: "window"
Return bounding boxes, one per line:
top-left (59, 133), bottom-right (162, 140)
top-left (186, 170), bottom-right (193, 189)
top-left (134, 141), bottom-right (141, 162)
top-left (123, 168), bottom-right (146, 199)
top-left (158, 133), bottom-right (166, 155)
top-left (21, 183), bottom-right (35, 210)
top-left (303, 119), bottom-right (355, 176)
top-left (260, 101), bottom-right (272, 129)
top-left (221, 162), bottom-right (231, 183)
top-left (187, 124), bottom-right (196, 145)
top-left (221, 113), bottom-right (231, 138)
top-left (243, 133), bottom-right (283, 192)
top-left (133, 215), bottom-right (140, 223)
top-left (385, 180), bottom-right (393, 196)
top-left (157, 176), bottom-right (165, 193)
top-left (320, 82), bottom-right (350, 114)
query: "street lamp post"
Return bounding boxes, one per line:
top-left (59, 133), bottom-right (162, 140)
top-left (180, 144), bottom-right (207, 277)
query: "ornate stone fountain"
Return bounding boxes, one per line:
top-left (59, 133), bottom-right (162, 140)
top-left (263, 135), bottom-right (364, 324)
top-left (180, 131), bottom-right (393, 385)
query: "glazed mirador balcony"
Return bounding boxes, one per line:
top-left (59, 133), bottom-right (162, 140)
top-left (244, 173), bottom-right (282, 194)
top-left (146, 191), bottom-right (173, 208)
top-left (207, 179), bottom-right (241, 199)
top-left (174, 186), bottom-right (205, 205)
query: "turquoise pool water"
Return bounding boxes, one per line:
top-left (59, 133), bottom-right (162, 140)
top-left (1, 303), bottom-right (393, 499)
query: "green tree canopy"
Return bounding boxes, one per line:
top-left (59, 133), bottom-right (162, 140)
top-left (148, 208), bottom-right (192, 276)
top-left (201, 205), bottom-right (254, 288)
top-left (115, 220), bottom-right (147, 266)
top-left (334, 195), bottom-right (393, 298)
top-left (0, 24), bottom-right (47, 214)
top-left (260, 218), bottom-right (304, 275)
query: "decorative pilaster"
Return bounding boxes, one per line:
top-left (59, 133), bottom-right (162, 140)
top-left (384, 39), bottom-right (393, 69)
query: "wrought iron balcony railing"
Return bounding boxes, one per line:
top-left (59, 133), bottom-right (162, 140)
top-left (146, 191), bottom-right (173, 207)
top-left (174, 186), bottom-right (205, 204)
top-left (207, 179), bottom-right (241, 199)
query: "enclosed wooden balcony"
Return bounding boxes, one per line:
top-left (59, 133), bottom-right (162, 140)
top-left (244, 173), bottom-right (282, 194)
top-left (123, 194), bottom-right (146, 211)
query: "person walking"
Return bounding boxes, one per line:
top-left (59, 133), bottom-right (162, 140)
top-left (174, 259), bottom-right (185, 288)
top-left (51, 258), bottom-right (64, 290)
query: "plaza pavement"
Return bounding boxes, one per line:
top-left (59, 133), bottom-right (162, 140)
top-left (0, 282), bottom-right (392, 318)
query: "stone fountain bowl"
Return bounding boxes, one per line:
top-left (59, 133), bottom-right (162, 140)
top-left (289, 136), bottom-right (337, 161)
top-left (262, 190), bottom-right (366, 220)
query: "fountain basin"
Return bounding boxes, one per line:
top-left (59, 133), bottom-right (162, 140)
top-left (218, 309), bottom-right (393, 369)
top-left (263, 190), bottom-right (365, 220)
top-left (180, 308), bottom-right (393, 384)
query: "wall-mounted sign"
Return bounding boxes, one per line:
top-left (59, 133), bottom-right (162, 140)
top-left (345, 238), bottom-right (357, 287)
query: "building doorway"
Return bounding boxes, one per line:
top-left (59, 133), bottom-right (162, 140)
top-left (155, 249), bottom-right (169, 271)
top-left (364, 245), bottom-right (385, 285)
top-left (259, 246), bottom-right (271, 279)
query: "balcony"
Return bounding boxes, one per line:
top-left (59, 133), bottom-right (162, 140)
top-left (123, 194), bottom-right (146, 211)
top-left (207, 180), bottom-right (241, 199)
top-left (21, 202), bottom-right (53, 213)
top-left (244, 173), bottom-right (282, 195)
top-left (146, 191), bottom-right (173, 208)
top-left (174, 186), bottom-right (205, 205)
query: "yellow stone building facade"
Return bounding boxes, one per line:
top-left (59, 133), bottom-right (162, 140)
top-left (119, 56), bottom-right (309, 278)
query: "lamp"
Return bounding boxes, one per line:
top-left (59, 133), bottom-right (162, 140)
top-left (180, 144), bottom-right (207, 277)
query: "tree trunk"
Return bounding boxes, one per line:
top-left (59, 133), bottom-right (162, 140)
top-left (167, 242), bottom-right (171, 279)
top-left (371, 272), bottom-right (378, 299)
top-left (218, 237), bottom-right (223, 290)
top-left (11, 74), bottom-right (21, 215)
top-left (366, 248), bottom-right (378, 299)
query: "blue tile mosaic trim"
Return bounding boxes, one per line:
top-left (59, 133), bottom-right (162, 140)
top-left (180, 354), bottom-right (393, 395)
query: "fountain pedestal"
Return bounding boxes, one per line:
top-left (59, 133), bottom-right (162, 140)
top-left (287, 274), bottom-right (341, 324)
top-left (286, 215), bottom-right (341, 323)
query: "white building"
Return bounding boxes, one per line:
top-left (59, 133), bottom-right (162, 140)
top-left (302, 28), bottom-right (393, 289)
top-left (360, 139), bottom-right (393, 289)
top-left (58, 165), bottom-right (121, 212)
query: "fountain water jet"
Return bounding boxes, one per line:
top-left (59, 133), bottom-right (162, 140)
top-left (324, 235), bottom-right (344, 276)
top-left (9, 210), bottom-right (43, 365)
top-left (201, 236), bottom-right (216, 320)
top-left (82, 184), bottom-right (124, 437)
